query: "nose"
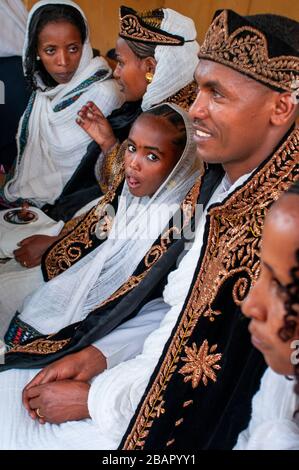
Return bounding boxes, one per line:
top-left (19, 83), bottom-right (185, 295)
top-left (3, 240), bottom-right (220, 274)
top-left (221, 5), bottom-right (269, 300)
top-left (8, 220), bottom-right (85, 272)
top-left (129, 154), bottom-right (141, 171)
top-left (189, 91), bottom-right (209, 122)
top-left (57, 49), bottom-right (68, 67)
top-left (242, 279), bottom-right (267, 322)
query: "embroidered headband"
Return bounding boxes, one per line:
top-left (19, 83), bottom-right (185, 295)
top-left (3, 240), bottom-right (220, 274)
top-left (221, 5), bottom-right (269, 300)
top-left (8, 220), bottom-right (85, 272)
top-left (119, 5), bottom-right (191, 46)
top-left (199, 9), bottom-right (299, 93)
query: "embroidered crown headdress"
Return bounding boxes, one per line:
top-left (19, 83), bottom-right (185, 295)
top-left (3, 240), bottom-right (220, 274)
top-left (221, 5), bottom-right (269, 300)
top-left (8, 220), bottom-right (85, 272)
top-left (119, 6), bottom-right (187, 46)
top-left (199, 9), bottom-right (299, 93)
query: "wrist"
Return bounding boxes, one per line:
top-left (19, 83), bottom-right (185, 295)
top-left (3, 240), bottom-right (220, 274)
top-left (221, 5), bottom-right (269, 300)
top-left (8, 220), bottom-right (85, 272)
top-left (101, 136), bottom-right (117, 154)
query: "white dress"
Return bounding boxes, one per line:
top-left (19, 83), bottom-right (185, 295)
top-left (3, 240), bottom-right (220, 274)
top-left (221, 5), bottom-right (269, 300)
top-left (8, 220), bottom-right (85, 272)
top-left (0, 173), bottom-right (250, 449)
top-left (234, 368), bottom-right (299, 450)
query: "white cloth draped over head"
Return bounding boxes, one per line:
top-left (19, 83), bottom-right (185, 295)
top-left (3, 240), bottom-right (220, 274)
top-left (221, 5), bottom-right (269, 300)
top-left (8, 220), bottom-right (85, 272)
top-left (0, 0), bottom-right (28, 57)
top-left (4, 0), bottom-right (123, 207)
top-left (141, 8), bottom-right (199, 111)
top-left (19, 103), bottom-right (200, 334)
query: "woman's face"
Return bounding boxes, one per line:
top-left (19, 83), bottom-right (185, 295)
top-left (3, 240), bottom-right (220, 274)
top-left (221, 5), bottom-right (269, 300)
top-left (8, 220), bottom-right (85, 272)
top-left (124, 114), bottom-right (184, 197)
top-left (242, 195), bottom-right (299, 375)
top-left (37, 20), bottom-right (83, 84)
top-left (113, 37), bottom-right (152, 102)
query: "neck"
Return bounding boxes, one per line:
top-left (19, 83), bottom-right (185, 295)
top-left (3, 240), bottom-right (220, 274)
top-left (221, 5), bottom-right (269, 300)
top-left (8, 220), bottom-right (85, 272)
top-left (223, 125), bottom-right (294, 184)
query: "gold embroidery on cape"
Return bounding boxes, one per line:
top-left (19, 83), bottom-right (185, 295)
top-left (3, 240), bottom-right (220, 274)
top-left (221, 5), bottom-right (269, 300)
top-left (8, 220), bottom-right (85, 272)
top-left (123, 129), bottom-right (299, 449)
top-left (199, 10), bottom-right (299, 92)
top-left (99, 142), bottom-right (123, 194)
top-left (179, 340), bottom-right (222, 388)
top-left (96, 178), bottom-right (201, 310)
top-left (45, 166), bottom-right (124, 280)
top-left (7, 336), bottom-right (71, 355)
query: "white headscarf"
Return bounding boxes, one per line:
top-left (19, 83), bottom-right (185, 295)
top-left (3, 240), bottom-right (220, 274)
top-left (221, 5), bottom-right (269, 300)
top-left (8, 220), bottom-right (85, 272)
top-left (141, 8), bottom-right (199, 111)
top-left (19, 103), bottom-right (200, 334)
top-left (4, 0), bottom-right (122, 206)
top-left (0, 0), bottom-right (28, 57)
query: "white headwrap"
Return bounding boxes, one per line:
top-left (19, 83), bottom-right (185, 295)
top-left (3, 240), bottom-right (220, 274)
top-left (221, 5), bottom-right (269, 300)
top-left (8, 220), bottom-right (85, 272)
top-left (141, 8), bottom-right (199, 111)
top-left (0, 0), bottom-right (28, 57)
top-left (4, 0), bottom-right (122, 206)
top-left (19, 103), bottom-right (200, 334)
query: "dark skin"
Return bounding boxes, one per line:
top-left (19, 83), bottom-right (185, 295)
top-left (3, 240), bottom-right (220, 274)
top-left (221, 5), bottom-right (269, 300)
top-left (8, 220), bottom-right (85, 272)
top-left (13, 234), bottom-right (59, 268)
top-left (189, 59), bottom-right (297, 183)
top-left (37, 20), bottom-right (83, 85)
top-left (22, 113), bottom-right (184, 424)
top-left (76, 37), bottom-right (156, 153)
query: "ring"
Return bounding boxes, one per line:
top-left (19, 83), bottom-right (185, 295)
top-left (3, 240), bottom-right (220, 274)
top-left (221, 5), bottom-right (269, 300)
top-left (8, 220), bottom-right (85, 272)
top-left (36, 408), bottom-right (44, 419)
top-left (23, 261), bottom-right (27, 267)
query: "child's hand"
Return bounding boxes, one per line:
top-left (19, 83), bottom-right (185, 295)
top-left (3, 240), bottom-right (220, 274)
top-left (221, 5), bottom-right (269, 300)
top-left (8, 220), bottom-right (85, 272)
top-left (76, 101), bottom-right (117, 152)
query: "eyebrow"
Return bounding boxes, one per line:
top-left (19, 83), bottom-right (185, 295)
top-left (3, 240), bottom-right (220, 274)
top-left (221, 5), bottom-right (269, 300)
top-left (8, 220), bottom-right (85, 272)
top-left (127, 137), bottom-right (164, 154)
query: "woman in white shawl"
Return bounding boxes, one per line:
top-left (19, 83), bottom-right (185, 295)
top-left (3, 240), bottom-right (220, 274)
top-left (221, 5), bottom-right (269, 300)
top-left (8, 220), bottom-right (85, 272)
top-left (234, 183), bottom-right (299, 450)
top-left (3, 103), bottom-right (199, 349)
top-left (2, 0), bottom-right (123, 207)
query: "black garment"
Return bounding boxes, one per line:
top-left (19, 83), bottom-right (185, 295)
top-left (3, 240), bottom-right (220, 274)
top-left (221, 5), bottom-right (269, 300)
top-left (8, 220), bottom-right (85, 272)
top-left (1, 167), bottom-right (223, 370)
top-left (119, 129), bottom-right (299, 450)
top-left (43, 100), bottom-right (142, 221)
top-left (0, 56), bottom-right (30, 169)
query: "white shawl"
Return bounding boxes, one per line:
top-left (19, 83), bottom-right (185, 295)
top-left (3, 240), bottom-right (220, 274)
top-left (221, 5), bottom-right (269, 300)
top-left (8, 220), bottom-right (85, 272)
top-left (141, 8), bottom-right (199, 111)
top-left (19, 103), bottom-right (199, 334)
top-left (0, 0), bottom-right (27, 57)
top-left (4, 0), bottom-right (122, 206)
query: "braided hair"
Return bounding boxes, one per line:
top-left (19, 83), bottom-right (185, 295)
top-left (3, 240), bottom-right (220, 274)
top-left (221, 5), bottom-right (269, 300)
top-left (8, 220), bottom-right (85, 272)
top-left (25, 4), bottom-right (86, 90)
top-left (124, 39), bottom-right (156, 60)
top-left (278, 181), bottom-right (299, 405)
top-left (143, 104), bottom-right (187, 156)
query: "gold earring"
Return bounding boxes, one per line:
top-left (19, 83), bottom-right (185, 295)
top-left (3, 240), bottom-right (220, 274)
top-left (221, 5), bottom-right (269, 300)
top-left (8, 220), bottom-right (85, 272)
top-left (145, 72), bottom-right (154, 84)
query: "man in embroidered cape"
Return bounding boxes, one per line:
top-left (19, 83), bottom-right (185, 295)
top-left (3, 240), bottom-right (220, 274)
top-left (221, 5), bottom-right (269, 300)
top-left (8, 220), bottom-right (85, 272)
top-left (0, 9), bottom-right (298, 450)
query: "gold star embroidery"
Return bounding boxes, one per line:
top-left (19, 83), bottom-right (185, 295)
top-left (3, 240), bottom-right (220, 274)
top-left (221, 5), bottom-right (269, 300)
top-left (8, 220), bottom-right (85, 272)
top-left (179, 340), bottom-right (222, 388)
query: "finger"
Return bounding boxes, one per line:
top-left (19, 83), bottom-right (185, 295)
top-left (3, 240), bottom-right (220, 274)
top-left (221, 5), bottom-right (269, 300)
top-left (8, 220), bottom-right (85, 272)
top-left (86, 101), bottom-right (102, 116)
top-left (24, 369), bottom-right (48, 392)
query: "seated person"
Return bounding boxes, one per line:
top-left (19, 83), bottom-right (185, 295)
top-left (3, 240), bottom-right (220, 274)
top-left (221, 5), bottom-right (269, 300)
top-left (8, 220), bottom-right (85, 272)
top-left (235, 182), bottom-right (299, 450)
top-left (1, 103), bottom-right (199, 345)
top-left (1, 0), bottom-right (123, 208)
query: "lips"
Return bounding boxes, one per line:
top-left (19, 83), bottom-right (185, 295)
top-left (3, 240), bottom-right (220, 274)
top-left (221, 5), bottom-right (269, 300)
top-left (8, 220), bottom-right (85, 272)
top-left (249, 324), bottom-right (269, 351)
top-left (126, 174), bottom-right (141, 189)
top-left (55, 72), bottom-right (74, 82)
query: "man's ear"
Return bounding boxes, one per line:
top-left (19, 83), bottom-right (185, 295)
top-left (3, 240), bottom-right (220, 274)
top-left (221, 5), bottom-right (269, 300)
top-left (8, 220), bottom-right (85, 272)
top-left (270, 92), bottom-right (297, 126)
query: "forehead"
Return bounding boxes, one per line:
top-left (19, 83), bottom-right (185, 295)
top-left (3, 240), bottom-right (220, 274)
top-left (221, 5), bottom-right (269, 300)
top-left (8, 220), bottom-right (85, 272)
top-left (129, 114), bottom-right (179, 146)
top-left (195, 59), bottom-right (261, 89)
top-left (38, 21), bottom-right (81, 42)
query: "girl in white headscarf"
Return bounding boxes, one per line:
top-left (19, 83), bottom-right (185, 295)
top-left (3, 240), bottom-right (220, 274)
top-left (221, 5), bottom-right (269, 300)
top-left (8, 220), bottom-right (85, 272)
top-left (3, 0), bottom-right (123, 207)
top-left (3, 103), bottom-right (199, 344)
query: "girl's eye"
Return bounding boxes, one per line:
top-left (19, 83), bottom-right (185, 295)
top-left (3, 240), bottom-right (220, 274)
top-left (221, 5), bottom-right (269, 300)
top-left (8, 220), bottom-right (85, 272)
top-left (271, 278), bottom-right (287, 298)
top-left (147, 153), bottom-right (159, 162)
top-left (127, 144), bottom-right (136, 153)
top-left (45, 48), bottom-right (55, 55)
top-left (69, 46), bottom-right (79, 53)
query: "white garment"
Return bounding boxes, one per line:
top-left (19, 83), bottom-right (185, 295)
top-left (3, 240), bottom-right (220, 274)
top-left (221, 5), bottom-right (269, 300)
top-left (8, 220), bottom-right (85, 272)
top-left (0, 298), bottom-right (167, 450)
top-left (4, 0), bottom-right (123, 206)
top-left (0, 171), bottom-right (250, 450)
top-left (234, 368), bottom-right (299, 450)
top-left (141, 8), bottom-right (199, 111)
top-left (0, 0), bottom-right (27, 57)
top-left (17, 104), bottom-right (199, 335)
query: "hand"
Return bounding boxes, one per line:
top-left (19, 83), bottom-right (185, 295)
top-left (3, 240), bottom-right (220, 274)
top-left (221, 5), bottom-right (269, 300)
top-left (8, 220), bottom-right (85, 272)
top-left (22, 346), bottom-right (106, 417)
top-left (25, 380), bottom-right (91, 424)
top-left (76, 101), bottom-right (117, 152)
top-left (13, 234), bottom-right (59, 268)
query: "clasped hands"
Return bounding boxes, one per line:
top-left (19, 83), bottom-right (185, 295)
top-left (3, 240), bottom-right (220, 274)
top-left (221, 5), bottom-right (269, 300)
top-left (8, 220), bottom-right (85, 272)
top-left (22, 346), bottom-right (107, 425)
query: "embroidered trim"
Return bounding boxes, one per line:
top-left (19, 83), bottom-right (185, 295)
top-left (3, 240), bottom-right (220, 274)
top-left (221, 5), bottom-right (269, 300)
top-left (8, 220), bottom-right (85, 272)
top-left (5, 315), bottom-right (41, 349)
top-left (164, 81), bottom-right (197, 111)
top-left (44, 166), bottom-right (124, 280)
top-left (199, 10), bottom-right (299, 92)
top-left (119, 8), bottom-right (185, 46)
top-left (123, 129), bottom-right (299, 449)
top-left (96, 179), bottom-right (201, 309)
top-left (7, 336), bottom-right (70, 355)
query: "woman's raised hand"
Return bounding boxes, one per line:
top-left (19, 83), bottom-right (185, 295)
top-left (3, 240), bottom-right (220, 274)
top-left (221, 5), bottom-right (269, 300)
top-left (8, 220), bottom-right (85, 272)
top-left (76, 101), bottom-right (117, 153)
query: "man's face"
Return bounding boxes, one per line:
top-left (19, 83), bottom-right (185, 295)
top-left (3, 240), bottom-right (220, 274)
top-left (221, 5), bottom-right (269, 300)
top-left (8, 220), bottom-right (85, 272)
top-left (189, 60), bottom-right (275, 171)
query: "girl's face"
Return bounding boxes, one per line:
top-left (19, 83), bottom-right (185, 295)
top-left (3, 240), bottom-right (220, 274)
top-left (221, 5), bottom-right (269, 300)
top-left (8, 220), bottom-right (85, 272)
top-left (37, 20), bottom-right (83, 84)
top-left (113, 38), bottom-right (152, 102)
top-left (124, 114), bottom-right (184, 197)
top-left (242, 196), bottom-right (299, 375)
